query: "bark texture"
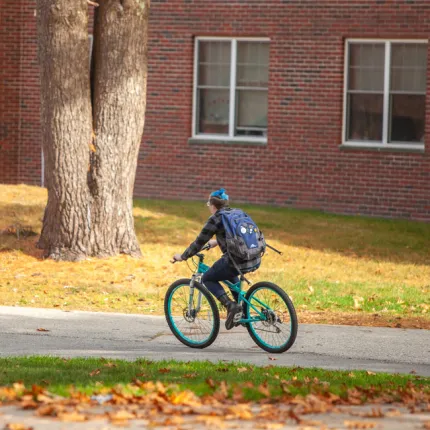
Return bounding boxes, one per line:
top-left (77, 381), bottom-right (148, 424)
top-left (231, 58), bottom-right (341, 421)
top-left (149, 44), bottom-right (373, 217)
top-left (36, 0), bottom-right (93, 261)
top-left (36, 0), bottom-right (149, 260)
top-left (90, 0), bottom-right (149, 257)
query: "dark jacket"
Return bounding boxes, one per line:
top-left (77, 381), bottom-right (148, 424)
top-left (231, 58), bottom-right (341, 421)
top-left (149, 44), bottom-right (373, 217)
top-left (181, 207), bottom-right (261, 272)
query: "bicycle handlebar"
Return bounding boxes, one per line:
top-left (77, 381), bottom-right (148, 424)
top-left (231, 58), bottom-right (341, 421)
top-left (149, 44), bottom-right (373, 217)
top-left (171, 243), bottom-right (211, 264)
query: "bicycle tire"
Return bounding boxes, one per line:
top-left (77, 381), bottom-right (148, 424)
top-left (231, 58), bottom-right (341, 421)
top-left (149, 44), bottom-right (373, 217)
top-left (244, 281), bottom-right (298, 353)
top-left (164, 278), bottom-right (220, 349)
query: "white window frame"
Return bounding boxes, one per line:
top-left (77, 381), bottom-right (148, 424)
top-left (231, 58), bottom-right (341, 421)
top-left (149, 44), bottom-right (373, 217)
top-left (192, 36), bottom-right (270, 143)
top-left (342, 39), bottom-right (427, 151)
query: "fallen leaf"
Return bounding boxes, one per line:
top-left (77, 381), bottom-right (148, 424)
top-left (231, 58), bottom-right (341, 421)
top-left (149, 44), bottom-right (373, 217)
top-left (386, 409), bottom-right (402, 417)
top-left (35, 404), bottom-right (56, 417)
top-left (258, 382), bottom-right (271, 397)
top-left (362, 407), bottom-right (384, 418)
top-left (89, 369), bottom-right (101, 377)
top-left (227, 403), bottom-right (253, 420)
top-left (366, 371), bottom-right (376, 376)
top-left (158, 368), bottom-right (170, 374)
top-left (268, 357), bottom-right (277, 361)
top-left (171, 390), bottom-right (201, 407)
top-left (36, 328), bottom-right (49, 332)
top-left (104, 362), bottom-right (117, 368)
top-left (255, 424), bottom-right (284, 430)
top-left (237, 367), bottom-right (248, 373)
top-left (344, 421), bottom-right (376, 429)
top-left (353, 296), bottom-right (364, 310)
top-left (4, 424), bottom-right (33, 430)
top-left (20, 399), bottom-right (38, 409)
top-left (58, 411), bottom-right (87, 422)
top-left (109, 410), bottom-right (135, 421)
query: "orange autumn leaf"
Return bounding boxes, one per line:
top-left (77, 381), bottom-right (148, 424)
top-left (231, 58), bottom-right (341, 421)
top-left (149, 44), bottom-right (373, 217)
top-left (4, 424), bottom-right (33, 430)
top-left (109, 410), bottom-right (136, 421)
top-left (58, 411), bottom-right (87, 422)
top-left (344, 421), bottom-right (376, 429)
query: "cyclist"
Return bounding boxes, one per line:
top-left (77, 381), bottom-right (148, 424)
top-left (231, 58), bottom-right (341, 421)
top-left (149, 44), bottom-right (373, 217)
top-left (171, 188), bottom-right (261, 330)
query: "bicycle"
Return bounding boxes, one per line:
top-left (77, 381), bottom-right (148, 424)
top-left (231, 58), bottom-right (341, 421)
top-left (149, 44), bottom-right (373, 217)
top-left (164, 245), bottom-right (298, 353)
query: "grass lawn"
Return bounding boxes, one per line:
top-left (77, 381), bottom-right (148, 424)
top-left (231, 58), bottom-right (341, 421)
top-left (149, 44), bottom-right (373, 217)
top-left (0, 357), bottom-right (428, 402)
top-left (0, 184), bottom-right (429, 328)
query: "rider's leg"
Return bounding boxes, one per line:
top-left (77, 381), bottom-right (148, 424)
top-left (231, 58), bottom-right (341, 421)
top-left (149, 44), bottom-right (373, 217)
top-left (202, 257), bottom-right (242, 330)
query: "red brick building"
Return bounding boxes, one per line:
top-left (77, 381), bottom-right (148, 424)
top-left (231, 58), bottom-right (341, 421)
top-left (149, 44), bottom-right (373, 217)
top-left (1, 0), bottom-right (430, 220)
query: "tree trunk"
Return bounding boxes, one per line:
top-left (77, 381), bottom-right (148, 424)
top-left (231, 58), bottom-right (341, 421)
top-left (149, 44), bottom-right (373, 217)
top-left (36, 0), bottom-right (149, 260)
top-left (36, 0), bottom-right (93, 261)
top-left (89, 0), bottom-right (148, 257)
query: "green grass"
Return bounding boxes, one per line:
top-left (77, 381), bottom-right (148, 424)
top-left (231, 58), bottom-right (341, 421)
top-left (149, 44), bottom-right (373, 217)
top-left (0, 357), bottom-right (428, 402)
top-left (1, 185), bottom-right (429, 328)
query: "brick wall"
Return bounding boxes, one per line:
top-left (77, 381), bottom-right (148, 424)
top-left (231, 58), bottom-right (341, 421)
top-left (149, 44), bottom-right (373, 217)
top-left (18, 0), bottom-right (42, 185)
top-left (138, 0), bottom-right (430, 220)
top-left (0, 0), bottom-right (23, 184)
top-left (2, 0), bottom-right (430, 220)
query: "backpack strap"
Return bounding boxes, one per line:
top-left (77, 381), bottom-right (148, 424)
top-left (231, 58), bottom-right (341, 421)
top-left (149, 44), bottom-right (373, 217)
top-left (226, 247), bottom-right (252, 286)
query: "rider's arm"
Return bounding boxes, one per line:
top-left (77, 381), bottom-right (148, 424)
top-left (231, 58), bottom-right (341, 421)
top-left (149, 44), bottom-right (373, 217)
top-left (181, 215), bottom-right (218, 260)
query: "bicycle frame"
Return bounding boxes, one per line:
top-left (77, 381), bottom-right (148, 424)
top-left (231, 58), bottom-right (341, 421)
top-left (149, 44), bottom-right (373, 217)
top-left (189, 258), bottom-right (269, 324)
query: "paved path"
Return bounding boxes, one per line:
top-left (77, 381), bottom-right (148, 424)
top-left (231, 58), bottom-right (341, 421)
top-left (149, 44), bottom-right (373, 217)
top-left (0, 404), bottom-right (429, 430)
top-left (0, 306), bottom-right (429, 375)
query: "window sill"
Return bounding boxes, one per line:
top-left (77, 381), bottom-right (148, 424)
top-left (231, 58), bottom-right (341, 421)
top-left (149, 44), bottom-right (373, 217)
top-left (188, 137), bottom-right (267, 146)
top-left (339, 142), bottom-right (425, 154)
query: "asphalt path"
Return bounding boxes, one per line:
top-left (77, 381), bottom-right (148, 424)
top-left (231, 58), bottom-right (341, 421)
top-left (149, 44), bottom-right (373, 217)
top-left (0, 306), bottom-right (429, 376)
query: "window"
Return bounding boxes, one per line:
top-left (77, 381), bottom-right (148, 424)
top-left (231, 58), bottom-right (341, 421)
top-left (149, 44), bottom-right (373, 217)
top-left (193, 37), bottom-right (269, 142)
top-left (344, 40), bottom-right (427, 149)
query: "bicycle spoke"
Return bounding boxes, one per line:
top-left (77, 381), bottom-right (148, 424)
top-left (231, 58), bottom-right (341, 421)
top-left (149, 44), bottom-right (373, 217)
top-left (247, 286), bottom-right (294, 349)
top-left (167, 283), bottom-right (216, 345)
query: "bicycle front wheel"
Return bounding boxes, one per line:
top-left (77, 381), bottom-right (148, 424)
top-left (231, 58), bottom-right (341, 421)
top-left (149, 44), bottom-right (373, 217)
top-left (245, 282), bottom-right (298, 353)
top-left (164, 278), bottom-right (220, 349)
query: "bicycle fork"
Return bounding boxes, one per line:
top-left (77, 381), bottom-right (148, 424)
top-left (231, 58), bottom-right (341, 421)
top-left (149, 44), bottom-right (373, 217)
top-left (187, 275), bottom-right (204, 316)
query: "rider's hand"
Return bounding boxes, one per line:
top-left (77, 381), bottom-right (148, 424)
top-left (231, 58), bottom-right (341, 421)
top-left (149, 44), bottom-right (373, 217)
top-left (208, 239), bottom-right (218, 249)
top-left (171, 253), bottom-right (183, 264)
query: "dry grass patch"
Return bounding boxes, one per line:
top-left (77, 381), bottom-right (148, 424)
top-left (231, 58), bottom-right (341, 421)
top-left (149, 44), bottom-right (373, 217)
top-left (0, 184), bottom-right (429, 328)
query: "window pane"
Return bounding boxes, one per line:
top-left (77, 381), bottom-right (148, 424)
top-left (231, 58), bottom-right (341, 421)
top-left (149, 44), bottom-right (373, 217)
top-left (235, 90), bottom-right (267, 137)
top-left (199, 64), bottom-right (230, 87)
top-left (197, 89), bottom-right (229, 135)
top-left (198, 41), bottom-right (231, 87)
top-left (348, 43), bottom-right (385, 91)
top-left (349, 43), bottom-right (385, 68)
top-left (349, 68), bottom-right (384, 92)
top-left (390, 44), bottom-right (427, 93)
top-left (237, 41), bottom-right (269, 87)
top-left (199, 41), bottom-right (231, 64)
top-left (347, 93), bottom-right (383, 141)
top-left (389, 94), bottom-right (425, 142)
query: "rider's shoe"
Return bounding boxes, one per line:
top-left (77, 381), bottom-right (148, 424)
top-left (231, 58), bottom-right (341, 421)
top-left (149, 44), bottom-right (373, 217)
top-left (218, 294), bottom-right (243, 330)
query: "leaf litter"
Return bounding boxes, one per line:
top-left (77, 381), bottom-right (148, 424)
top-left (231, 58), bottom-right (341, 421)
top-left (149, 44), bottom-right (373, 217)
top-left (0, 378), bottom-right (429, 428)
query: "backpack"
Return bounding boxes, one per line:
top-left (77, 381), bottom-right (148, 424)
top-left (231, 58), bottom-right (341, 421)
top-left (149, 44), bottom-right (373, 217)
top-left (219, 208), bottom-right (266, 261)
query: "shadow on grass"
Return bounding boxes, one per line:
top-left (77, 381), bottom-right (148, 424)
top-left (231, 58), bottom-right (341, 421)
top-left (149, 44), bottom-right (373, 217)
top-left (134, 198), bottom-right (430, 266)
top-left (1, 198), bottom-right (430, 266)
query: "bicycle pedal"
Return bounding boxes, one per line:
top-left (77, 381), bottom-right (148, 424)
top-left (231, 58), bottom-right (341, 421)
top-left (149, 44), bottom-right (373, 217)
top-left (233, 313), bottom-right (242, 323)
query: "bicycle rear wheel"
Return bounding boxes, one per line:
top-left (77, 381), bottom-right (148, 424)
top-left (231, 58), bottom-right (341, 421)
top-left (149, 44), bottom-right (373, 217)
top-left (244, 282), bottom-right (298, 353)
top-left (164, 278), bottom-right (220, 349)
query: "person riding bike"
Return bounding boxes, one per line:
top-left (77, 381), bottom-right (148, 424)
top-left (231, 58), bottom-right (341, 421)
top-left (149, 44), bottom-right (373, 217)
top-left (171, 188), bottom-right (262, 330)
